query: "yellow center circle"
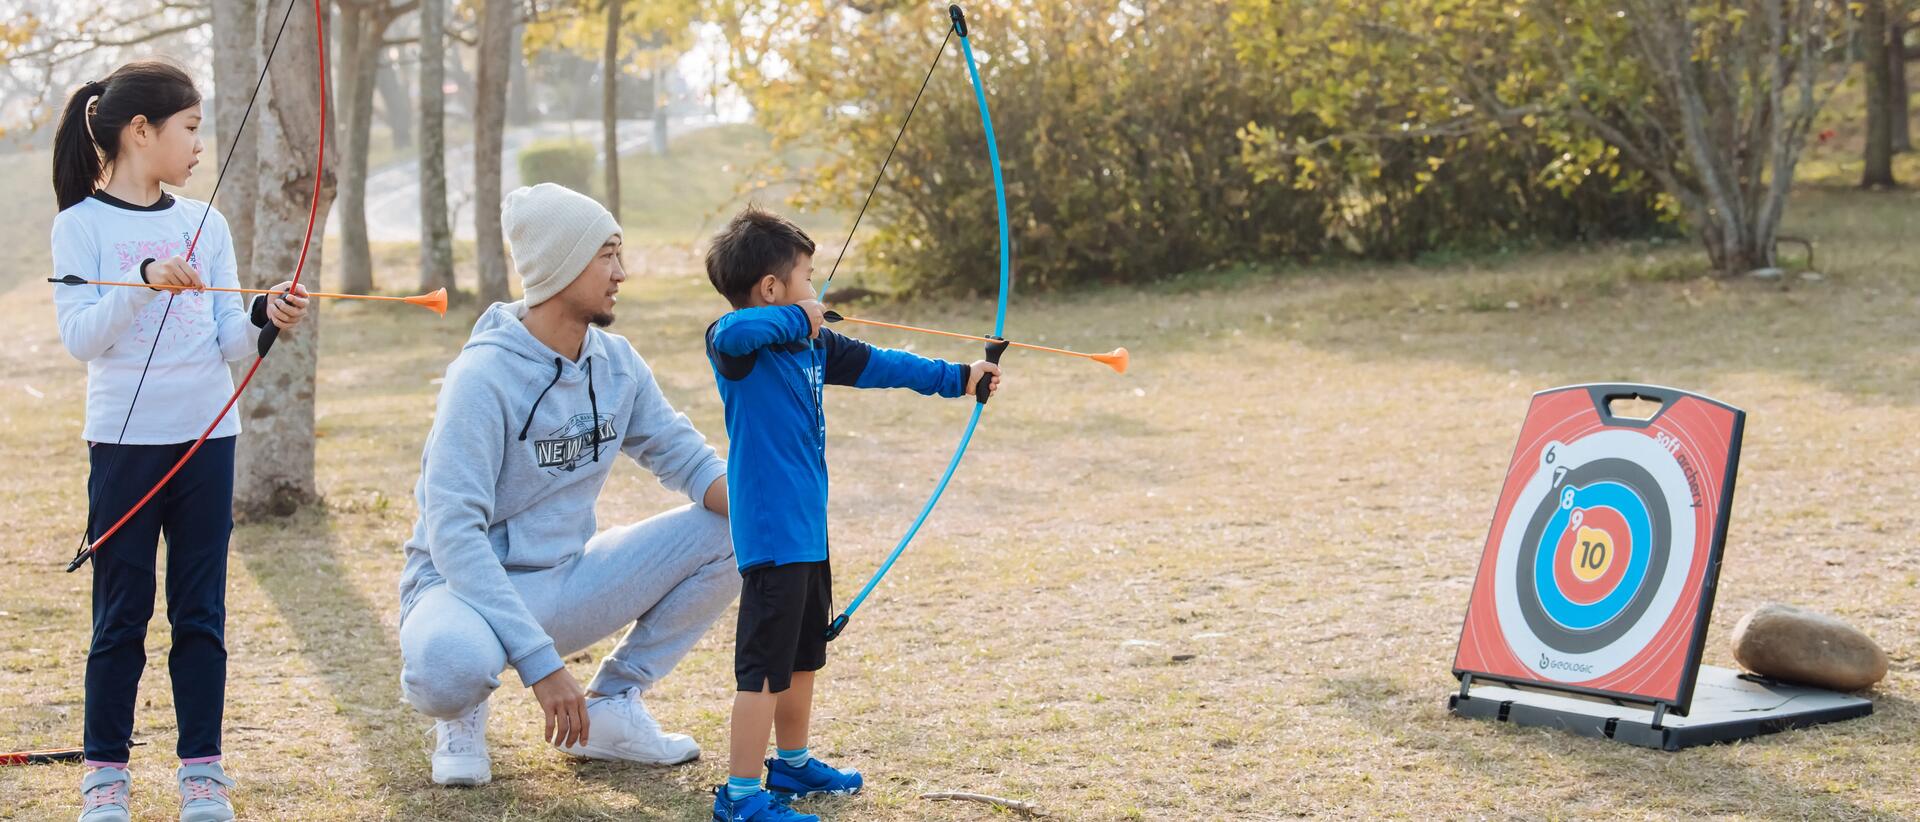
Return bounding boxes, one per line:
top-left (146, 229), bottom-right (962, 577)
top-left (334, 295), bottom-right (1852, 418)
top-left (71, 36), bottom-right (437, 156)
top-left (1571, 526), bottom-right (1614, 582)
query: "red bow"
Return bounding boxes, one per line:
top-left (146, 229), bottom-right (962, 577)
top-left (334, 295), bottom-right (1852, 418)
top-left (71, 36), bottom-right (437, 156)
top-left (69, 0), bottom-right (329, 571)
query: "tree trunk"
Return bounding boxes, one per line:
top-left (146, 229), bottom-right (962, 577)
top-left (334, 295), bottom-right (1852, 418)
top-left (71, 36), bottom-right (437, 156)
top-left (573, 57), bottom-right (598, 118)
top-left (509, 22), bottom-right (537, 125)
top-left (418, 0), bottom-right (455, 294)
top-left (237, 0), bottom-right (335, 519)
top-left (336, 2), bottom-right (380, 294)
top-left (1698, 209), bottom-right (1770, 275)
top-left (446, 42), bottom-right (477, 116)
top-left (474, 0), bottom-right (515, 306)
top-left (649, 67), bottom-right (668, 155)
top-left (602, 0), bottom-right (622, 219)
top-left (652, 85), bottom-right (669, 155)
top-left (376, 49), bottom-right (412, 149)
top-left (1862, 0), bottom-right (1897, 188)
top-left (209, 0), bottom-right (259, 280)
top-left (1892, 20), bottom-right (1911, 153)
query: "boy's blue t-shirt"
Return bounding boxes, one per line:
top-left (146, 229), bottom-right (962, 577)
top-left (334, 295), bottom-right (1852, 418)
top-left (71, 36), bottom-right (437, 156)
top-left (706, 304), bottom-right (969, 571)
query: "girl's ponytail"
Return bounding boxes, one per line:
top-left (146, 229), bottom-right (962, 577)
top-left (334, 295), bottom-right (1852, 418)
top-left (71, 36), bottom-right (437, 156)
top-left (49, 61), bottom-right (202, 211)
top-left (52, 80), bottom-right (110, 211)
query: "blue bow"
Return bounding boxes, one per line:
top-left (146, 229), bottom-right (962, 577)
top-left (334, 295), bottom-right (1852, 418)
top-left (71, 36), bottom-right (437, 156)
top-left (821, 4), bottom-right (1012, 641)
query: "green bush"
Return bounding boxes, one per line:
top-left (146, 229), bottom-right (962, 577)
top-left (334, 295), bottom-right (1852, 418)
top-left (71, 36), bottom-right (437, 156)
top-left (735, 0), bottom-right (1669, 295)
top-left (518, 139), bottom-right (596, 195)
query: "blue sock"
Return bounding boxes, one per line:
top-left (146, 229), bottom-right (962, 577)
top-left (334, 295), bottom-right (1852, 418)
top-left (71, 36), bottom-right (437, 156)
top-left (777, 746), bottom-right (811, 767)
top-left (726, 775), bottom-right (761, 801)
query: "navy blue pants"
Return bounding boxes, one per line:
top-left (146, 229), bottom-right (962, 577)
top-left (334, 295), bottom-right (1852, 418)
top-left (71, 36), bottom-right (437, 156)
top-left (83, 436), bottom-right (233, 765)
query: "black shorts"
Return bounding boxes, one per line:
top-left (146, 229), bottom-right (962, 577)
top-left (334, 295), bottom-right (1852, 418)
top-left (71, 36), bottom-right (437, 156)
top-left (735, 560), bottom-right (832, 693)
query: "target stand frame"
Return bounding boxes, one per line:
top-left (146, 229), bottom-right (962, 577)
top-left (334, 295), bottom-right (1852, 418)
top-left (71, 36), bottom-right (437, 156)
top-left (1446, 384), bottom-right (1872, 750)
top-left (1449, 666), bottom-right (1872, 751)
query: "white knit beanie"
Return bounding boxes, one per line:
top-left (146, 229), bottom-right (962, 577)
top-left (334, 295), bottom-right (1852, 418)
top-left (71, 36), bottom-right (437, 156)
top-left (501, 183), bottom-right (622, 307)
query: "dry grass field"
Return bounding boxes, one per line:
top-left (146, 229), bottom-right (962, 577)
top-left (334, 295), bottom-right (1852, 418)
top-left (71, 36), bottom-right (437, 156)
top-left (1, 173), bottom-right (1916, 819)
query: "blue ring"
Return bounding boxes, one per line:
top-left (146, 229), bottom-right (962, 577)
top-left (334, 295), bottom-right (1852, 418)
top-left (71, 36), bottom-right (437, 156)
top-left (1532, 482), bottom-right (1653, 631)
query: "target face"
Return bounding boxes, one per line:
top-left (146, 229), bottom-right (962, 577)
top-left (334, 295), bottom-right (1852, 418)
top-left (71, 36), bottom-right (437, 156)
top-left (1454, 385), bottom-right (1743, 711)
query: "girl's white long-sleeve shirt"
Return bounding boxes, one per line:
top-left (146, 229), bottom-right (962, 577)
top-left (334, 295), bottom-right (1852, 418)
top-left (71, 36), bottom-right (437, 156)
top-left (51, 193), bottom-right (263, 444)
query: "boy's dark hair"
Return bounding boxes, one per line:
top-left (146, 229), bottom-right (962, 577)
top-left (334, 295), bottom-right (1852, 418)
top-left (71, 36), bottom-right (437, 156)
top-left (705, 206), bottom-right (816, 308)
top-left (52, 60), bottom-right (202, 211)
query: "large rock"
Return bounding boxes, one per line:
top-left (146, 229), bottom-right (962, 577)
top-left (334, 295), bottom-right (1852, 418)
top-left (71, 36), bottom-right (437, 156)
top-left (1731, 603), bottom-right (1888, 692)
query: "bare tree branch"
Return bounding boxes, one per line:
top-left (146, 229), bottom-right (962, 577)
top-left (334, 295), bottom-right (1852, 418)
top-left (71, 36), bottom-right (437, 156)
top-left (920, 792), bottom-right (1049, 818)
top-left (8, 15), bottom-right (210, 63)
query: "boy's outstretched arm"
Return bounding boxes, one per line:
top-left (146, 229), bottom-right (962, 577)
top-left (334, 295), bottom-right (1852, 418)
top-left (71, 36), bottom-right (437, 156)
top-left (708, 303), bottom-right (818, 356)
top-left (823, 328), bottom-right (998, 398)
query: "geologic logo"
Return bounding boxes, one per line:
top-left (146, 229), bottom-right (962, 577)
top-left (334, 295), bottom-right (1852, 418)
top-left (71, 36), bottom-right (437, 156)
top-left (1539, 653), bottom-right (1595, 674)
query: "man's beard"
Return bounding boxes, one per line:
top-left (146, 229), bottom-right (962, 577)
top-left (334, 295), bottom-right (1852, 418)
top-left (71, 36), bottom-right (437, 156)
top-left (589, 310), bottom-right (616, 328)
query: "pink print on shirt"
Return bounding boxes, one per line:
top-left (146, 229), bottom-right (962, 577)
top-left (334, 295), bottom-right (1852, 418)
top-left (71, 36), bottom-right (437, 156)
top-left (115, 236), bottom-right (217, 349)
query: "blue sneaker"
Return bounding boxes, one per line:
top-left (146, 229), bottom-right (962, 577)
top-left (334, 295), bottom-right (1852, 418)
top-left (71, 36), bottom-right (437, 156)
top-left (765, 756), bottom-right (864, 800)
top-left (712, 787), bottom-right (818, 822)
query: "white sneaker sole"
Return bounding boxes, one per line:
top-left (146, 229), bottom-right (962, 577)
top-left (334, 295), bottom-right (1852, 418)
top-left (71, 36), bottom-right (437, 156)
top-left (774, 786), bottom-right (862, 800)
top-left (179, 803), bottom-right (236, 822)
top-left (432, 756), bottom-right (492, 787)
top-left (559, 741), bottom-right (700, 766)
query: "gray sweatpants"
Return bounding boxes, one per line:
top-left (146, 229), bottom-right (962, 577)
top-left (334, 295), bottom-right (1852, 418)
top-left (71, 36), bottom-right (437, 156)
top-left (399, 503), bottom-right (735, 719)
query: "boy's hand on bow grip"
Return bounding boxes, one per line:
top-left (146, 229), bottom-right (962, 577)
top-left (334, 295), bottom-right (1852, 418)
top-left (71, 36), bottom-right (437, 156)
top-left (797, 300), bottom-right (826, 339)
top-left (966, 360), bottom-right (1003, 398)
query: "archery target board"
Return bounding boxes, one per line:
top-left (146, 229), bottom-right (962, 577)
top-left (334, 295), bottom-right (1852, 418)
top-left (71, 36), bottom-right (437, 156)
top-left (1453, 384), bottom-right (1744, 713)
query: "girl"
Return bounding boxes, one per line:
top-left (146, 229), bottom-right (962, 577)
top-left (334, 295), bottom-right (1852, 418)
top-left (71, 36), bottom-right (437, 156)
top-left (50, 60), bottom-right (310, 822)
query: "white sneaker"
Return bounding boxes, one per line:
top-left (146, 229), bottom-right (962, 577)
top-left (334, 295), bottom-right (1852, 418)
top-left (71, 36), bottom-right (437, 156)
top-left (77, 766), bottom-right (131, 822)
top-left (431, 700), bottom-right (492, 786)
top-left (176, 762), bottom-right (236, 822)
top-left (558, 686), bottom-right (700, 765)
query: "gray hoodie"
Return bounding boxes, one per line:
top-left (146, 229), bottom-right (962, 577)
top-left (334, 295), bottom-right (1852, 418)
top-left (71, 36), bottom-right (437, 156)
top-left (398, 302), bottom-right (728, 686)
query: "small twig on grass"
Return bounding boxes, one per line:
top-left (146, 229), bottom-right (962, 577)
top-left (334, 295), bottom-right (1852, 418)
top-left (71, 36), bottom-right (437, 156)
top-left (920, 791), bottom-right (1050, 818)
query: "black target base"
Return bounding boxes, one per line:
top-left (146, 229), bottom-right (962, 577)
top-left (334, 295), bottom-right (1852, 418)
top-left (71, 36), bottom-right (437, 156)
top-left (1448, 665), bottom-right (1871, 751)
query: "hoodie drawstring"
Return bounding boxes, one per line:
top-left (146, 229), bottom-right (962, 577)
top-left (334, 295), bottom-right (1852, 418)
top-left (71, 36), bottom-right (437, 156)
top-left (586, 356), bottom-right (600, 462)
top-left (518, 357), bottom-right (565, 441)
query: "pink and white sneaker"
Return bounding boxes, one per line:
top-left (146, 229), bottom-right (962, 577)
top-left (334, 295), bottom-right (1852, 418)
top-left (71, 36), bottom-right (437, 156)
top-left (176, 761), bottom-right (236, 822)
top-left (78, 766), bottom-right (131, 822)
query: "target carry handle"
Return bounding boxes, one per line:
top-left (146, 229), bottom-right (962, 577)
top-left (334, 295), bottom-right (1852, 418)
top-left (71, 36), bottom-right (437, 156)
top-left (975, 336), bottom-right (1009, 404)
top-left (1588, 383), bottom-right (1681, 427)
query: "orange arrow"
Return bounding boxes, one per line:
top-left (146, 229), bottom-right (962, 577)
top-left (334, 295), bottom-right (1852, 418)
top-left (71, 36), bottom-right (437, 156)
top-left (50, 275), bottom-right (448, 316)
top-left (824, 310), bottom-right (1128, 373)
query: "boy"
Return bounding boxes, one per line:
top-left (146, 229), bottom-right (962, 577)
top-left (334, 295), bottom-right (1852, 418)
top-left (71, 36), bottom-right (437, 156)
top-left (703, 207), bottom-right (1001, 822)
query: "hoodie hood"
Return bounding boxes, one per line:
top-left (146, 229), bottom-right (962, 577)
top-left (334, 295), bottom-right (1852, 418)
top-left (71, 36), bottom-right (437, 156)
top-left (465, 301), bottom-right (611, 450)
top-left (465, 300), bottom-right (609, 369)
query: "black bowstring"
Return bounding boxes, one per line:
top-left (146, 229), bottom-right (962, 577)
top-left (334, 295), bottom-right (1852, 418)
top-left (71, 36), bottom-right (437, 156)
top-left (72, 0), bottom-right (303, 570)
top-left (810, 23), bottom-right (958, 448)
top-left (818, 23), bottom-right (956, 297)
